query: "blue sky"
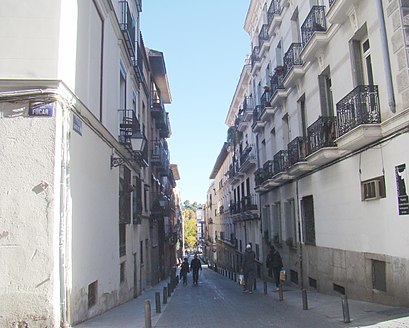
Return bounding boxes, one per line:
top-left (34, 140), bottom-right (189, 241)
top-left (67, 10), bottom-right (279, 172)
top-left (141, 1), bottom-right (250, 204)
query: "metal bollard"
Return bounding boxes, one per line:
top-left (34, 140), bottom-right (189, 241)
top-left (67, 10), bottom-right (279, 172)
top-left (234, 272), bottom-right (237, 282)
top-left (144, 300), bottom-right (152, 328)
top-left (341, 295), bottom-right (351, 323)
top-left (302, 288), bottom-right (308, 310)
top-left (155, 292), bottom-right (161, 313)
top-left (163, 286), bottom-right (168, 304)
top-left (167, 282), bottom-right (171, 297)
top-left (254, 278), bottom-right (257, 291)
top-left (264, 281), bottom-right (268, 295)
top-left (278, 284), bottom-right (284, 301)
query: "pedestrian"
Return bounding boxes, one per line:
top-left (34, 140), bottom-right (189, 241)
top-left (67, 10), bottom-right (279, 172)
top-left (266, 245), bottom-right (283, 290)
top-left (190, 254), bottom-right (202, 285)
top-left (180, 257), bottom-right (189, 286)
top-left (241, 244), bottom-right (256, 293)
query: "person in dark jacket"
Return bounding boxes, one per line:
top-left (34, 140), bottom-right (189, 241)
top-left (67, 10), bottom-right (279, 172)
top-left (241, 244), bottom-right (256, 293)
top-left (190, 254), bottom-right (202, 285)
top-left (180, 257), bottom-right (190, 286)
top-left (266, 246), bottom-right (283, 290)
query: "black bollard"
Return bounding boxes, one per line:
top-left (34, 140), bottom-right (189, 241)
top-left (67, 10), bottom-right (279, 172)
top-left (302, 288), bottom-right (308, 310)
top-left (254, 278), bottom-right (257, 291)
top-left (167, 282), bottom-right (171, 297)
top-left (144, 300), bottom-right (152, 328)
top-left (264, 281), bottom-right (268, 295)
top-left (341, 295), bottom-right (351, 323)
top-left (163, 286), bottom-right (168, 304)
top-left (155, 292), bottom-right (161, 313)
top-left (278, 284), bottom-right (284, 301)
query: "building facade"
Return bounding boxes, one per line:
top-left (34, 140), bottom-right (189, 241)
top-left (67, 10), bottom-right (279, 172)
top-left (0, 0), bottom-right (180, 327)
top-left (206, 0), bottom-right (409, 307)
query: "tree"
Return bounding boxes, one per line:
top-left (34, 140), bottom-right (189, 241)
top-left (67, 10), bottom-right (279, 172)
top-left (182, 203), bottom-right (198, 250)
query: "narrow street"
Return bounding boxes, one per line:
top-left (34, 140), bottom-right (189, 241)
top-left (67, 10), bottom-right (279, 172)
top-left (74, 264), bottom-right (409, 328)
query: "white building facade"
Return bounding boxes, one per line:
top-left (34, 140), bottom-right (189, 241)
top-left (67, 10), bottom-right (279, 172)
top-left (0, 0), bottom-right (179, 327)
top-left (206, 0), bottom-right (409, 307)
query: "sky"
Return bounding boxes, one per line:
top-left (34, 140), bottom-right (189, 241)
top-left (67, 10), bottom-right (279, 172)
top-left (141, 1), bottom-right (251, 205)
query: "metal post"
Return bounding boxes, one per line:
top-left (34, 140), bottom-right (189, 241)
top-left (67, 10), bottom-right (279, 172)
top-left (144, 300), bottom-right (152, 328)
top-left (254, 277), bottom-right (257, 291)
top-left (302, 288), bottom-right (308, 310)
top-left (167, 282), bottom-right (171, 297)
top-left (278, 284), bottom-right (284, 301)
top-left (163, 286), bottom-right (168, 304)
top-left (155, 292), bottom-right (161, 313)
top-left (341, 295), bottom-right (351, 323)
top-left (264, 281), bottom-right (268, 295)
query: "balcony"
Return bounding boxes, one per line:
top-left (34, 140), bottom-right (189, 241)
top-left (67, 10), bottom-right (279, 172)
top-left (283, 43), bottom-right (305, 88)
top-left (156, 111), bottom-right (171, 138)
top-left (336, 85), bottom-right (382, 151)
top-left (251, 105), bottom-right (266, 133)
top-left (150, 192), bottom-right (169, 216)
top-left (306, 116), bottom-right (343, 166)
top-left (261, 160), bottom-right (279, 190)
top-left (118, 109), bottom-right (143, 151)
top-left (230, 195), bottom-right (259, 221)
top-left (151, 139), bottom-right (170, 175)
top-left (300, 6), bottom-right (333, 62)
top-left (239, 144), bottom-right (256, 173)
top-left (258, 24), bottom-right (270, 56)
top-left (272, 150), bottom-right (290, 182)
top-left (326, 0), bottom-right (361, 25)
top-left (251, 46), bottom-right (262, 73)
top-left (237, 96), bottom-right (255, 132)
top-left (119, 1), bottom-right (136, 57)
top-left (259, 88), bottom-right (276, 121)
top-left (227, 161), bottom-right (240, 184)
top-left (267, 0), bottom-right (283, 35)
top-left (151, 88), bottom-right (165, 118)
top-left (287, 136), bottom-right (314, 176)
top-left (269, 70), bottom-right (289, 107)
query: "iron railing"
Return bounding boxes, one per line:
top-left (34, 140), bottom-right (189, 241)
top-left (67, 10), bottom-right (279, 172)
top-left (307, 116), bottom-right (337, 154)
top-left (301, 6), bottom-right (327, 48)
top-left (329, 0), bottom-right (336, 7)
top-left (240, 144), bottom-right (254, 165)
top-left (267, 0), bottom-right (281, 25)
top-left (241, 194), bottom-right (258, 211)
top-left (263, 160), bottom-right (275, 179)
top-left (260, 89), bottom-right (271, 110)
top-left (236, 96), bottom-right (255, 126)
top-left (118, 109), bottom-right (141, 147)
top-left (258, 24), bottom-right (269, 49)
top-left (288, 136), bottom-right (306, 166)
top-left (151, 139), bottom-right (169, 174)
top-left (251, 46), bottom-right (261, 67)
top-left (119, 1), bottom-right (136, 57)
top-left (255, 168), bottom-right (265, 187)
top-left (270, 71), bottom-right (285, 97)
top-left (252, 105), bottom-right (263, 127)
top-left (273, 150), bottom-right (289, 174)
top-left (336, 85), bottom-right (380, 137)
top-left (283, 43), bottom-right (303, 77)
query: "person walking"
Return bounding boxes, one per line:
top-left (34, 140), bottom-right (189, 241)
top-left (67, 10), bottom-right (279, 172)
top-left (190, 254), bottom-right (202, 286)
top-left (180, 257), bottom-right (190, 286)
top-left (241, 244), bottom-right (256, 293)
top-left (266, 245), bottom-right (283, 290)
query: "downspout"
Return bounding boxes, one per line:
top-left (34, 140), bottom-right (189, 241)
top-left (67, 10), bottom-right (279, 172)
top-left (296, 179), bottom-right (304, 289)
top-left (59, 101), bottom-right (70, 328)
top-left (376, 0), bottom-right (396, 113)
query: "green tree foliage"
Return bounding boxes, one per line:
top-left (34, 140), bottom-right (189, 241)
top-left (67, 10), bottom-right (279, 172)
top-left (182, 200), bottom-right (198, 249)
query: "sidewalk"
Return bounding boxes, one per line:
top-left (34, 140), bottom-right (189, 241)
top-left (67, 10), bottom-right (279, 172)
top-left (73, 278), bottom-right (174, 328)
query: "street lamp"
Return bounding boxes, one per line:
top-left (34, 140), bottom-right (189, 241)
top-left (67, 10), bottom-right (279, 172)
top-left (110, 131), bottom-right (147, 169)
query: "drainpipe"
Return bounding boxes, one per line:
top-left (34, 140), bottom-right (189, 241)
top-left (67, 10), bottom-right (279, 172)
top-left (376, 0), bottom-right (396, 113)
top-left (59, 101), bottom-right (70, 328)
top-left (296, 179), bottom-right (304, 289)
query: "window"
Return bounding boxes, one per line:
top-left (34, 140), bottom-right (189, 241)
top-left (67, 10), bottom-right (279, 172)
top-left (88, 281), bottom-right (98, 308)
top-left (120, 262), bottom-right (126, 283)
top-left (119, 224), bottom-right (126, 257)
top-left (361, 176), bottom-right (386, 200)
top-left (301, 195), bottom-right (315, 245)
top-left (119, 166), bottom-right (131, 224)
top-left (372, 260), bottom-right (386, 292)
top-left (284, 199), bottom-right (297, 248)
top-left (271, 202), bottom-right (282, 244)
top-left (318, 67), bottom-right (334, 117)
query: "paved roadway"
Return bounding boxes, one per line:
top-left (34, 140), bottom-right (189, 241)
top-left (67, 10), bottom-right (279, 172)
top-left (75, 265), bottom-right (409, 328)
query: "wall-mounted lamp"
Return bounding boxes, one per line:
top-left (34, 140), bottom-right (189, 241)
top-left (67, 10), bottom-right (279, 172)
top-left (111, 131), bottom-right (147, 169)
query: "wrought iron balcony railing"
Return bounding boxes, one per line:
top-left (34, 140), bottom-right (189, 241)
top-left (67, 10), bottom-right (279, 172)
top-left (260, 89), bottom-right (271, 110)
top-left (241, 194), bottom-right (258, 211)
top-left (267, 0), bottom-right (281, 25)
top-left (307, 116), bottom-right (337, 155)
top-left (273, 150), bottom-right (289, 174)
top-left (236, 97), bottom-right (255, 126)
top-left (336, 85), bottom-right (380, 137)
top-left (118, 109), bottom-right (141, 149)
top-left (151, 139), bottom-right (170, 174)
top-left (283, 43), bottom-right (303, 77)
top-left (252, 105), bottom-right (262, 127)
top-left (329, 0), bottom-right (336, 7)
top-left (301, 6), bottom-right (327, 48)
top-left (258, 24), bottom-right (269, 49)
top-left (255, 168), bottom-right (265, 187)
top-left (251, 46), bottom-right (261, 67)
top-left (119, 1), bottom-right (136, 57)
top-left (269, 71), bottom-right (285, 98)
top-left (263, 160), bottom-right (275, 179)
top-left (288, 136), bottom-right (306, 166)
top-left (239, 144), bottom-right (254, 165)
